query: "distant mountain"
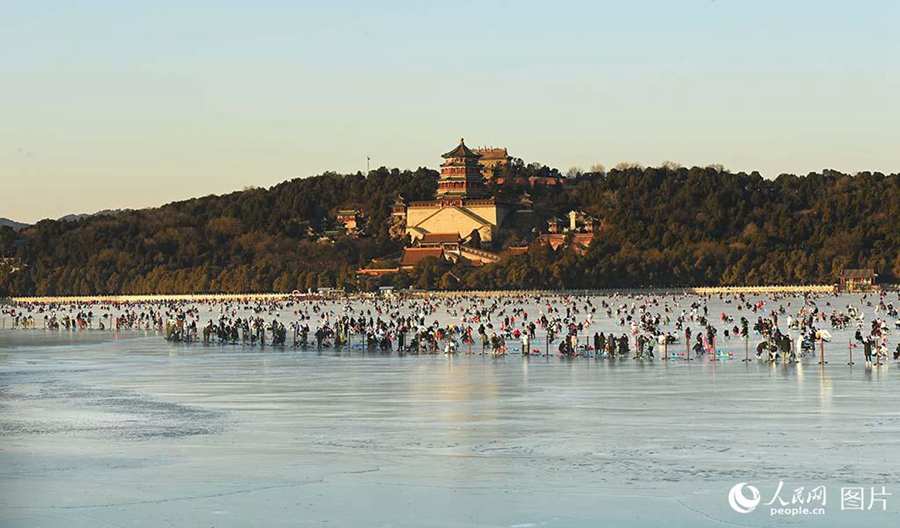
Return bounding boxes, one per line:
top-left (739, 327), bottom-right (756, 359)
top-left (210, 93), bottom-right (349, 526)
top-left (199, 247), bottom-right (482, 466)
top-left (0, 218), bottom-right (29, 231)
top-left (57, 213), bottom-right (90, 222)
top-left (0, 210), bottom-right (128, 230)
top-left (57, 209), bottom-right (129, 223)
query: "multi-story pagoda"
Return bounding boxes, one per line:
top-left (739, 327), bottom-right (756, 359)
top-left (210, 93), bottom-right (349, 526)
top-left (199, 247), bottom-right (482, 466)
top-left (404, 138), bottom-right (511, 244)
top-left (436, 138), bottom-right (488, 201)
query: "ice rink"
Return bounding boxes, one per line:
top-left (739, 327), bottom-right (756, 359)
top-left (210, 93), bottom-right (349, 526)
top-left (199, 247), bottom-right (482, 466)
top-left (1, 293), bottom-right (898, 526)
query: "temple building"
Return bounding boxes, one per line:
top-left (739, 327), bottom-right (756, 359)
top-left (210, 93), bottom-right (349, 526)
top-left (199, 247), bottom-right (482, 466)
top-left (473, 147), bottom-right (510, 180)
top-left (537, 209), bottom-right (598, 255)
top-left (404, 139), bottom-right (512, 245)
top-left (335, 209), bottom-right (362, 236)
top-left (359, 139), bottom-right (519, 277)
top-left (839, 269), bottom-right (878, 292)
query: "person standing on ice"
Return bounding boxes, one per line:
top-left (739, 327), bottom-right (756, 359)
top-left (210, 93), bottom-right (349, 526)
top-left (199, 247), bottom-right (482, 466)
top-left (693, 333), bottom-right (705, 358)
top-left (863, 336), bottom-right (873, 367)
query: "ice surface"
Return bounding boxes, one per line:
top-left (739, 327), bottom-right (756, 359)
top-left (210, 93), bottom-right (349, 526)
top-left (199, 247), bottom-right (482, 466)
top-left (1, 294), bottom-right (898, 527)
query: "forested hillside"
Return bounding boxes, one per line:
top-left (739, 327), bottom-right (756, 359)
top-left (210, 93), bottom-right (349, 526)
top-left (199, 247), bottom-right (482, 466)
top-left (0, 164), bottom-right (897, 295)
top-left (466, 168), bottom-right (899, 290)
top-left (0, 168), bottom-right (437, 295)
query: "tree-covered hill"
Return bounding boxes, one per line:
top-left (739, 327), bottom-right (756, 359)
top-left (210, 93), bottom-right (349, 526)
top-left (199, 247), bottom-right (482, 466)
top-left (0, 167), bottom-right (437, 295)
top-left (468, 167), bottom-right (899, 290)
top-left (0, 164), bottom-right (897, 296)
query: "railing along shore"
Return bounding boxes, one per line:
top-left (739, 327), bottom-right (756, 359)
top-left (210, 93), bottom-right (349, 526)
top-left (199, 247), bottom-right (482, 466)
top-left (4, 283), bottom-right (884, 305)
top-left (408, 285), bottom-right (839, 298)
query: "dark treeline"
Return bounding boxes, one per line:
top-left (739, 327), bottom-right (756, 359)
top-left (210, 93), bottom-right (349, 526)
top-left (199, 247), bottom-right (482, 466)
top-left (0, 164), bottom-right (897, 296)
top-left (0, 168), bottom-right (437, 296)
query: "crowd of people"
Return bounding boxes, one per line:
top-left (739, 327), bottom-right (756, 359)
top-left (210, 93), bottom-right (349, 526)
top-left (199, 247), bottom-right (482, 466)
top-left (2, 291), bottom-right (898, 367)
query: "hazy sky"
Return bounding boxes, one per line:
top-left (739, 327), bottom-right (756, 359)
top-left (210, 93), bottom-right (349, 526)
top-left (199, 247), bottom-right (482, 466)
top-left (2, 1), bottom-right (898, 223)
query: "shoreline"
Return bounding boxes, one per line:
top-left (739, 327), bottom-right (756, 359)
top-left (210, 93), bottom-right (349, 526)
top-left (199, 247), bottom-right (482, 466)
top-left (2, 284), bottom-right (863, 304)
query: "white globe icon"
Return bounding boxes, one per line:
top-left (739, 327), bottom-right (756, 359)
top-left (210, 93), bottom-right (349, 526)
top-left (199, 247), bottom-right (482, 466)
top-left (728, 482), bottom-right (761, 514)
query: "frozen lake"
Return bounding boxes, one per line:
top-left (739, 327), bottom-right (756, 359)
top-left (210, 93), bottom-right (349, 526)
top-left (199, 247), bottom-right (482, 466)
top-left (2, 294), bottom-right (899, 526)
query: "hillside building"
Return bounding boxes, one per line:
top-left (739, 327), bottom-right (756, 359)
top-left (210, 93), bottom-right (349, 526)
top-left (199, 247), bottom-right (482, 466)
top-left (335, 209), bottom-right (362, 236)
top-left (473, 147), bottom-right (510, 180)
top-left (404, 139), bottom-right (512, 244)
top-left (537, 209), bottom-right (597, 255)
top-left (839, 269), bottom-right (878, 292)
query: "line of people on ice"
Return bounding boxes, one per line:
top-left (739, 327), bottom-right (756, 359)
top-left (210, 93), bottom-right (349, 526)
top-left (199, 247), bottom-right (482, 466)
top-left (5, 291), bottom-right (897, 366)
top-left (167, 315), bottom-right (288, 345)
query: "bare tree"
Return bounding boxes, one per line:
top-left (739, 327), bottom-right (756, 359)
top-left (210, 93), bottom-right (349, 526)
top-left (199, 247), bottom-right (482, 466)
top-left (660, 161), bottom-right (683, 170)
top-left (565, 166), bottom-right (583, 179)
top-left (613, 161), bottom-right (644, 171)
top-left (589, 163), bottom-right (606, 175)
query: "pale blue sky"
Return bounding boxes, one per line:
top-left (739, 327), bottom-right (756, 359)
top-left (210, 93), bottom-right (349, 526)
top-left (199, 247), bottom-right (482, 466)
top-left (2, 1), bottom-right (898, 222)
